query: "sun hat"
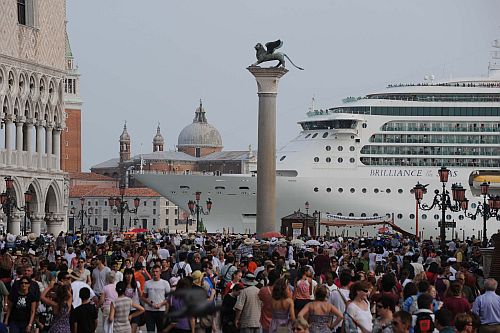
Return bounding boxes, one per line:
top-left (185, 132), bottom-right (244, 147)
top-left (191, 270), bottom-right (204, 281)
top-left (243, 238), bottom-right (253, 245)
top-left (241, 273), bottom-right (258, 286)
top-left (69, 270), bottom-right (81, 280)
top-left (27, 233), bottom-right (37, 242)
top-left (269, 237), bottom-right (278, 245)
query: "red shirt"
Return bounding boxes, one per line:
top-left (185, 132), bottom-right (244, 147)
top-left (443, 296), bottom-right (471, 325)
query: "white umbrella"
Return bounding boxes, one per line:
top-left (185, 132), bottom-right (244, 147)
top-left (305, 239), bottom-right (321, 246)
top-left (291, 239), bottom-right (305, 247)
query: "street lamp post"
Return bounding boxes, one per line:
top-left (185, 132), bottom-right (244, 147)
top-left (188, 192), bottom-right (212, 233)
top-left (0, 176), bottom-right (33, 235)
top-left (70, 197), bottom-right (89, 234)
top-left (108, 185), bottom-right (140, 233)
top-left (462, 182), bottom-right (500, 248)
top-left (413, 167), bottom-right (467, 250)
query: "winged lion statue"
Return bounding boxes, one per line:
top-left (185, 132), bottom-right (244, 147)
top-left (252, 40), bottom-right (304, 70)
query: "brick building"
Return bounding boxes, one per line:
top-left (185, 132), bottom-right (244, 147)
top-left (60, 32), bottom-right (82, 173)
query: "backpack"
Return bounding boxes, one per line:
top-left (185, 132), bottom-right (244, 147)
top-left (175, 262), bottom-right (187, 278)
top-left (408, 295), bottom-right (419, 314)
top-left (414, 312), bottom-right (435, 333)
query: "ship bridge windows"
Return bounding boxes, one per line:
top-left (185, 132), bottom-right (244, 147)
top-left (301, 119), bottom-right (358, 131)
top-left (279, 156), bottom-right (286, 161)
top-left (312, 133), bottom-right (318, 138)
top-left (322, 132), bottom-right (329, 138)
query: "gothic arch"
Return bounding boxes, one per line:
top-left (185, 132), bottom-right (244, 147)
top-left (34, 102), bottom-right (41, 121)
top-left (44, 181), bottom-right (61, 214)
top-left (1, 95), bottom-right (10, 118)
top-left (13, 98), bottom-right (20, 117)
top-left (0, 65), bottom-right (6, 95)
top-left (24, 99), bottom-right (33, 118)
top-left (25, 178), bottom-right (42, 214)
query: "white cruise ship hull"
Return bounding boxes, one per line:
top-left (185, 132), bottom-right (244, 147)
top-left (134, 166), bottom-right (496, 237)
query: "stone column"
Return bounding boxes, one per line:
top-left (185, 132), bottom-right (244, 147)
top-left (15, 117), bottom-right (25, 151)
top-left (36, 121), bottom-right (44, 169)
top-left (247, 66), bottom-right (288, 236)
top-left (25, 120), bottom-right (34, 152)
top-left (45, 124), bottom-right (53, 155)
top-left (8, 213), bottom-right (22, 236)
top-left (52, 127), bottom-right (61, 170)
top-left (30, 214), bottom-right (44, 236)
top-left (4, 116), bottom-right (13, 150)
top-left (46, 215), bottom-right (65, 236)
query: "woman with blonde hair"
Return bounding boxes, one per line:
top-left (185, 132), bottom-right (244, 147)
top-left (298, 285), bottom-right (343, 333)
top-left (292, 318), bottom-right (310, 333)
top-left (269, 278), bottom-right (295, 333)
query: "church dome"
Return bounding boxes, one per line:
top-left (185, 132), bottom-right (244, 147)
top-left (177, 101), bottom-right (222, 148)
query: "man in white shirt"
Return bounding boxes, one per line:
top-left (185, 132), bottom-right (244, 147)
top-left (63, 247), bottom-right (76, 264)
top-left (329, 271), bottom-right (351, 331)
top-left (141, 265), bottom-right (171, 332)
top-left (70, 270), bottom-right (97, 308)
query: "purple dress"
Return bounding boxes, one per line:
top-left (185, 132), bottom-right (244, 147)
top-left (269, 309), bottom-right (292, 333)
top-left (48, 304), bottom-right (70, 333)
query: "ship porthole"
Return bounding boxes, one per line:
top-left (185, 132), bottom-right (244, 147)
top-left (314, 187), bottom-right (319, 192)
top-left (314, 157), bottom-right (319, 162)
top-left (326, 146), bottom-right (331, 151)
top-left (326, 157), bottom-right (331, 163)
top-left (338, 188), bottom-right (343, 193)
top-left (326, 188), bottom-right (331, 193)
top-left (362, 188), bottom-right (367, 193)
top-left (410, 214), bottom-right (415, 219)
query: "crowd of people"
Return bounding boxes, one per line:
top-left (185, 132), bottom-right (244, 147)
top-left (0, 229), bottom-right (497, 333)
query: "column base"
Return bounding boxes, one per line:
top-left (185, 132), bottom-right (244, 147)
top-left (7, 218), bottom-right (21, 236)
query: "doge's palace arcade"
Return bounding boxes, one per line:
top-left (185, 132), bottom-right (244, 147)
top-left (0, 0), bottom-right (69, 235)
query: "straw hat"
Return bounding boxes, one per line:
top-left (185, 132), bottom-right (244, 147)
top-left (27, 233), bottom-right (37, 242)
top-left (243, 238), bottom-right (253, 245)
top-left (191, 270), bottom-right (203, 282)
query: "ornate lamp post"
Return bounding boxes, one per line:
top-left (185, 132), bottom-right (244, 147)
top-left (188, 192), bottom-right (212, 233)
top-left (70, 197), bottom-right (91, 234)
top-left (461, 182), bottom-right (500, 247)
top-left (0, 176), bottom-right (32, 235)
top-left (108, 185), bottom-right (140, 232)
top-left (413, 167), bottom-right (467, 250)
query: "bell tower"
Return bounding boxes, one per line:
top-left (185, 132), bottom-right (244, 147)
top-left (152, 123), bottom-right (164, 152)
top-left (119, 122), bottom-right (131, 163)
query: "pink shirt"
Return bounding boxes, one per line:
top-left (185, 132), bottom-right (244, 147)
top-left (103, 283), bottom-right (118, 307)
top-left (258, 286), bottom-right (273, 330)
top-left (295, 279), bottom-right (312, 300)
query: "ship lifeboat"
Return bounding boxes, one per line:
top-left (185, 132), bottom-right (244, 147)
top-left (472, 175), bottom-right (500, 189)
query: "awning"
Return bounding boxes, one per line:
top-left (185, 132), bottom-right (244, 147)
top-left (320, 214), bottom-right (413, 237)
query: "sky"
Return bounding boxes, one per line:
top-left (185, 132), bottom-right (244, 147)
top-left (66, 0), bottom-right (500, 171)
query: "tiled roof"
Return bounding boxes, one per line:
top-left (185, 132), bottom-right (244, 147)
top-left (199, 150), bottom-right (255, 161)
top-left (90, 158), bottom-right (120, 169)
top-left (131, 151), bottom-right (198, 162)
top-left (69, 172), bottom-right (115, 181)
top-left (70, 185), bottom-right (160, 198)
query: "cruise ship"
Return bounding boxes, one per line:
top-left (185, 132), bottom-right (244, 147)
top-left (134, 42), bottom-right (500, 236)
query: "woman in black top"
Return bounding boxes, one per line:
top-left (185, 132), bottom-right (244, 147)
top-left (5, 277), bottom-right (36, 333)
top-left (220, 283), bottom-right (244, 333)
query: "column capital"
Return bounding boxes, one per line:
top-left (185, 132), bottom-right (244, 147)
top-left (32, 213), bottom-right (45, 221)
top-left (36, 120), bottom-right (46, 127)
top-left (46, 122), bottom-right (54, 129)
top-left (15, 116), bottom-right (26, 124)
top-left (25, 118), bottom-right (35, 126)
top-left (247, 66), bottom-right (288, 94)
top-left (4, 114), bottom-right (14, 122)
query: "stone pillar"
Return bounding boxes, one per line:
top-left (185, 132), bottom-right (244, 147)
top-left (4, 116), bottom-right (13, 150)
top-left (30, 214), bottom-right (44, 236)
top-left (45, 124), bottom-right (53, 155)
top-left (15, 118), bottom-right (25, 151)
top-left (52, 127), bottom-right (61, 170)
top-left (7, 213), bottom-right (22, 236)
top-left (35, 122), bottom-right (44, 153)
top-left (247, 66), bottom-right (288, 236)
top-left (25, 120), bottom-right (34, 152)
top-left (46, 215), bottom-right (65, 236)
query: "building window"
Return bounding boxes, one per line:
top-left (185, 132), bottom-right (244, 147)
top-left (153, 201), bottom-right (156, 206)
top-left (114, 218), bottom-right (117, 225)
top-left (18, 0), bottom-right (35, 26)
top-left (174, 209), bottom-right (178, 215)
top-left (95, 218), bottom-right (98, 226)
top-left (166, 209), bottom-right (169, 214)
top-left (195, 147), bottom-right (201, 157)
top-left (70, 201), bottom-right (73, 206)
top-left (143, 201), bottom-right (147, 206)
top-left (95, 201), bottom-right (98, 206)
top-left (174, 218), bottom-right (178, 225)
top-left (152, 209), bottom-right (156, 215)
top-left (166, 218), bottom-right (168, 224)
top-left (152, 219), bottom-right (156, 225)
top-left (104, 201), bottom-right (107, 206)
